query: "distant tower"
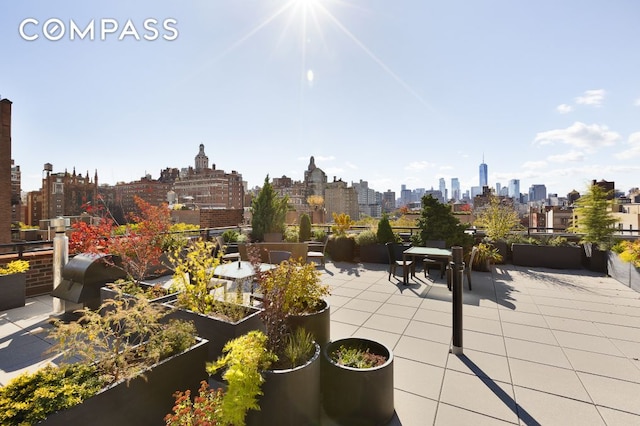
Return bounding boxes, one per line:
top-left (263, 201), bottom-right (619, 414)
top-left (439, 178), bottom-right (447, 201)
top-left (195, 144), bottom-right (209, 171)
top-left (479, 155), bottom-right (488, 187)
top-left (508, 179), bottom-right (520, 200)
top-left (451, 178), bottom-right (460, 201)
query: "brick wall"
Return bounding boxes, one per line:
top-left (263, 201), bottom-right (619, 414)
top-left (0, 250), bottom-right (54, 297)
top-left (199, 209), bottom-right (243, 228)
top-left (0, 99), bottom-right (12, 244)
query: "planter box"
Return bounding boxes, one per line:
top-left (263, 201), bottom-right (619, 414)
top-left (100, 282), bottom-right (180, 306)
top-left (0, 273), bottom-right (26, 311)
top-left (322, 337), bottom-right (394, 426)
top-left (359, 244), bottom-right (388, 264)
top-left (327, 238), bottom-right (355, 262)
top-left (247, 342), bottom-right (321, 426)
top-left (608, 252), bottom-right (640, 292)
top-left (287, 299), bottom-right (330, 348)
top-left (40, 338), bottom-right (208, 426)
top-left (511, 244), bottom-right (583, 269)
top-left (584, 244), bottom-right (608, 273)
top-left (164, 302), bottom-right (264, 362)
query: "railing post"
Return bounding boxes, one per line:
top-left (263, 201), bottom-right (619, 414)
top-left (451, 246), bottom-right (464, 355)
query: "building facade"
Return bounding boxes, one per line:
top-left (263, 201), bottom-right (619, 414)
top-left (0, 98), bottom-right (12, 243)
top-left (325, 178), bottom-right (359, 221)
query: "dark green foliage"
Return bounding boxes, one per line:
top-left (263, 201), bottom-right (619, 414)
top-left (0, 364), bottom-right (106, 425)
top-left (415, 195), bottom-right (473, 249)
top-left (250, 175), bottom-right (289, 241)
top-left (299, 214), bottom-right (312, 242)
top-left (376, 214), bottom-right (397, 244)
top-left (569, 184), bottom-right (619, 250)
top-left (222, 229), bottom-right (240, 243)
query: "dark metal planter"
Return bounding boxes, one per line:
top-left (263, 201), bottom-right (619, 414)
top-left (40, 338), bottom-right (208, 426)
top-left (287, 299), bottom-right (331, 348)
top-left (327, 237), bottom-right (356, 262)
top-left (0, 273), bottom-right (26, 311)
top-left (100, 282), bottom-right (180, 306)
top-left (247, 342), bottom-right (321, 426)
top-left (322, 337), bottom-right (394, 426)
top-left (359, 244), bottom-right (389, 264)
top-left (164, 301), bottom-right (264, 362)
top-left (585, 244), bottom-right (608, 273)
top-left (607, 252), bottom-right (640, 292)
top-left (511, 244), bottom-right (583, 269)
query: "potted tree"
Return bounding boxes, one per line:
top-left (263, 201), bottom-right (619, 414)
top-left (322, 337), bottom-right (394, 425)
top-left (251, 175), bottom-right (289, 242)
top-left (358, 215), bottom-right (400, 264)
top-left (164, 239), bottom-right (264, 362)
top-left (0, 289), bottom-right (207, 425)
top-left (327, 212), bottom-right (356, 262)
top-left (474, 195), bottom-right (521, 262)
top-left (569, 184), bottom-right (619, 273)
top-left (472, 242), bottom-right (503, 271)
top-left (0, 259), bottom-right (29, 311)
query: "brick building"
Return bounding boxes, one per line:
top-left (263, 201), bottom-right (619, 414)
top-left (0, 98), bottom-right (12, 244)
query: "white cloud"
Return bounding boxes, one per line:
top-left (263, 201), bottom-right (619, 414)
top-left (345, 161), bottom-right (358, 170)
top-left (556, 104), bottom-right (573, 114)
top-left (404, 161), bottom-right (433, 171)
top-left (634, 98), bottom-right (640, 107)
top-left (614, 131), bottom-right (640, 159)
top-left (532, 121), bottom-right (620, 152)
top-left (522, 160), bottom-right (547, 169)
top-left (575, 89), bottom-right (606, 106)
top-left (547, 150), bottom-right (585, 163)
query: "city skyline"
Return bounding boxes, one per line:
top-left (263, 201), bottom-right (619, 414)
top-left (2, 1), bottom-right (640, 198)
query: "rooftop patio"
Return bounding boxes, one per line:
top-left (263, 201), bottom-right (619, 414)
top-left (2, 262), bottom-right (640, 425)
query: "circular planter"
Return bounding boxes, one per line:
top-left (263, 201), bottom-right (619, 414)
top-left (287, 299), bottom-right (330, 348)
top-left (247, 342), bottom-right (321, 426)
top-left (322, 337), bottom-right (394, 426)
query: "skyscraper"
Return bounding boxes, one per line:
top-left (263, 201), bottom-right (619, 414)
top-left (529, 184), bottom-right (547, 202)
top-left (438, 178), bottom-right (447, 201)
top-left (451, 178), bottom-right (460, 201)
top-left (508, 179), bottom-right (520, 200)
top-left (479, 156), bottom-right (488, 187)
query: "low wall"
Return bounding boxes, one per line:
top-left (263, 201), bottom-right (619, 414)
top-left (0, 250), bottom-right (54, 297)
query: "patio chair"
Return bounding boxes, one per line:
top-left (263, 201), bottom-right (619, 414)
top-left (307, 235), bottom-right (328, 265)
top-left (423, 240), bottom-right (447, 279)
top-left (216, 236), bottom-right (240, 262)
top-left (268, 250), bottom-right (292, 264)
top-left (386, 242), bottom-right (415, 283)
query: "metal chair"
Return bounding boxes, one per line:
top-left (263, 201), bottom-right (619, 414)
top-left (386, 242), bottom-right (414, 283)
top-left (423, 240), bottom-right (447, 278)
top-left (307, 235), bottom-right (328, 265)
top-left (216, 236), bottom-right (240, 262)
top-left (268, 250), bottom-right (292, 264)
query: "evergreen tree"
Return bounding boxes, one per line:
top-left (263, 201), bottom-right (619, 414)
top-left (376, 214), bottom-right (397, 244)
top-left (251, 175), bottom-right (289, 241)
top-left (415, 195), bottom-right (472, 249)
top-left (569, 184), bottom-right (619, 249)
top-left (299, 214), bottom-right (312, 242)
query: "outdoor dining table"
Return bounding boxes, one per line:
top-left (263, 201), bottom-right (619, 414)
top-left (213, 261), bottom-right (275, 299)
top-left (402, 246), bottom-right (453, 284)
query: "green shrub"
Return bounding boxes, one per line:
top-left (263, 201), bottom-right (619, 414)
top-left (376, 214), bottom-right (398, 244)
top-left (355, 230), bottom-right (377, 246)
top-left (312, 228), bottom-right (326, 242)
top-left (284, 226), bottom-right (299, 242)
top-left (299, 214), bottom-right (312, 242)
top-left (222, 229), bottom-right (240, 243)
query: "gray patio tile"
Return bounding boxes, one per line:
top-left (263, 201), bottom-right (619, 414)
top-left (563, 348), bottom-right (640, 382)
top-left (439, 369), bottom-right (519, 423)
top-left (352, 328), bottom-right (401, 352)
top-left (367, 282), bottom-right (402, 294)
top-left (544, 316), bottom-right (605, 336)
top-left (508, 358), bottom-right (591, 402)
top-left (357, 290), bottom-right (392, 303)
top-left (501, 322), bottom-right (559, 346)
top-left (552, 330), bottom-right (624, 356)
top-left (394, 335), bottom-right (449, 367)
top-left (435, 402), bottom-right (517, 425)
top-left (529, 294), bottom-right (578, 309)
top-left (329, 321), bottom-right (358, 341)
top-left (447, 350), bottom-right (512, 384)
top-left (394, 389), bottom-right (438, 426)
top-left (361, 313), bottom-right (409, 335)
top-left (463, 317), bottom-right (503, 336)
top-left (325, 294), bottom-right (351, 309)
top-left (329, 286), bottom-right (364, 298)
top-left (340, 279), bottom-right (375, 290)
top-left (582, 311), bottom-right (640, 328)
top-left (385, 294), bottom-right (423, 308)
top-left (463, 330), bottom-right (507, 356)
top-left (412, 308), bottom-right (450, 326)
top-left (597, 406), bottom-right (640, 426)
top-left (610, 338), bottom-right (640, 362)
top-left (464, 304), bottom-right (501, 321)
top-left (499, 300), bottom-right (540, 314)
top-left (537, 304), bottom-right (590, 321)
top-left (420, 298), bottom-right (451, 314)
top-left (403, 320), bottom-right (452, 345)
top-left (330, 307), bottom-right (371, 326)
top-left (342, 298), bottom-right (384, 313)
top-left (503, 337), bottom-right (572, 369)
top-left (394, 357), bottom-right (445, 400)
top-left (375, 303), bottom-right (418, 320)
top-left (578, 372), bottom-right (640, 415)
top-left (512, 386), bottom-right (605, 426)
top-left (595, 322), bottom-right (640, 342)
top-left (498, 309), bottom-right (548, 328)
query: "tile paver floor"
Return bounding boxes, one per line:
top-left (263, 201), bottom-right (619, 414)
top-left (1, 262), bottom-right (640, 425)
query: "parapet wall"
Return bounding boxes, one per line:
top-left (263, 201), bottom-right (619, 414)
top-left (0, 250), bottom-right (54, 297)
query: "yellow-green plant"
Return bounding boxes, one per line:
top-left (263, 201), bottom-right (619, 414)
top-left (474, 195), bottom-right (521, 241)
top-left (0, 260), bottom-right (29, 275)
top-left (331, 212), bottom-right (354, 238)
top-left (615, 240), bottom-right (640, 268)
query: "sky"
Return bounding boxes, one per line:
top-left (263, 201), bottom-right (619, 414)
top-left (2, 0), bottom-right (640, 199)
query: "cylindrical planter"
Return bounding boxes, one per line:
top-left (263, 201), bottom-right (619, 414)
top-left (287, 299), bottom-right (330, 348)
top-left (247, 342), bottom-right (321, 426)
top-left (322, 337), bottom-right (394, 426)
